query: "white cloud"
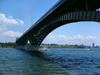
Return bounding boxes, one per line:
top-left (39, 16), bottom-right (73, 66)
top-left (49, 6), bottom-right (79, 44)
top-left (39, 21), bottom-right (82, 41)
top-left (0, 12), bottom-right (24, 31)
top-left (0, 29), bottom-right (2, 31)
top-left (0, 13), bottom-right (24, 25)
top-left (43, 34), bottom-right (97, 44)
top-left (47, 34), bottom-right (97, 40)
top-left (73, 34), bottom-right (83, 40)
top-left (3, 30), bottom-right (22, 37)
top-left (8, 16), bottom-right (13, 19)
top-left (86, 36), bottom-right (97, 40)
top-left (17, 19), bottom-right (24, 25)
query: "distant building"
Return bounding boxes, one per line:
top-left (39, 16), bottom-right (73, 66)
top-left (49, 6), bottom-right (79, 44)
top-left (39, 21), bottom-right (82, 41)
top-left (81, 44), bottom-right (84, 47)
top-left (92, 43), bottom-right (95, 47)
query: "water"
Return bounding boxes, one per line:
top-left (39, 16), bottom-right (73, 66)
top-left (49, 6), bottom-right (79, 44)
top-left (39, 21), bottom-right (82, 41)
top-left (0, 48), bottom-right (100, 75)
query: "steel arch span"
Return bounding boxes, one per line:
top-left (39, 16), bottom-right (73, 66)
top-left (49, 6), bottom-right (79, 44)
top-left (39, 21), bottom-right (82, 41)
top-left (16, 0), bottom-right (100, 49)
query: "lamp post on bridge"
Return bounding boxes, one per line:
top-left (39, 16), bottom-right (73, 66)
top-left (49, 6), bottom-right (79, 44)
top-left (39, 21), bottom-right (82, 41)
top-left (31, 16), bottom-right (35, 26)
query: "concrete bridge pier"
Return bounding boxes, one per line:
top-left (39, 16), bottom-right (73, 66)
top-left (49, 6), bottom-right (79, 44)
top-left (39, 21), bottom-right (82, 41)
top-left (16, 43), bottom-right (48, 51)
top-left (24, 44), bottom-right (48, 51)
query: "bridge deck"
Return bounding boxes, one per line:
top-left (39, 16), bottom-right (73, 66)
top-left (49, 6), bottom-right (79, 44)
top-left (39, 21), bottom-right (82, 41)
top-left (16, 0), bottom-right (100, 47)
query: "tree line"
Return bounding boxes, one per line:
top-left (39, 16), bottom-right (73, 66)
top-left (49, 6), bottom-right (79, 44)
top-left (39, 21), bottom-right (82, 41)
top-left (0, 42), bottom-right (16, 48)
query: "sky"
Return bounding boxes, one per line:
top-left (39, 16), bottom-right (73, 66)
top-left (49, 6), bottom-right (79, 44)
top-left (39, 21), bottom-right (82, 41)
top-left (0, 0), bottom-right (100, 46)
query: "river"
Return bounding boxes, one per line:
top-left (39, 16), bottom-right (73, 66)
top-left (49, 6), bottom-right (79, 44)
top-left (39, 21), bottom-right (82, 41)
top-left (0, 48), bottom-right (100, 75)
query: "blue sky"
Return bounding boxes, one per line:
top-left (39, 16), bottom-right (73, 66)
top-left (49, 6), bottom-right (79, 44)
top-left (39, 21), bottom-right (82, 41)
top-left (0, 0), bottom-right (100, 46)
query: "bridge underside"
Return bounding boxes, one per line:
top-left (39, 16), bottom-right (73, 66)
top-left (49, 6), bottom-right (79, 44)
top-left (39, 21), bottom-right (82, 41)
top-left (16, 0), bottom-right (100, 47)
top-left (16, 11), bottom-right (100, 47)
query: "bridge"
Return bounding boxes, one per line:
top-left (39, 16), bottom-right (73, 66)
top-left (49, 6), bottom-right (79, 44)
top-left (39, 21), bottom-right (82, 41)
top-left (16, 0), bottom-right (100, 51)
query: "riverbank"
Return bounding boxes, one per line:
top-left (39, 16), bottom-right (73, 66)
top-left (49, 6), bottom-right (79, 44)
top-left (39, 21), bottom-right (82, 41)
top-left (0, 42), bottom-right (100, 49)
top-left (0, 42), bottom-right (15, 48)
top-left (48, 45), bottom-right (87, 48)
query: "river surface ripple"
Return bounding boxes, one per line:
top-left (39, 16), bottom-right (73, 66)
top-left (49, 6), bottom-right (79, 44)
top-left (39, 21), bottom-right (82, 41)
top-left (0, 48), bottom-right (100, 75)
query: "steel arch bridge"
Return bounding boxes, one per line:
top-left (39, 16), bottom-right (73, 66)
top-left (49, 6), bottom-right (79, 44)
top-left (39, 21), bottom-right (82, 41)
top-left (16, 0), bottom-right (100, 48)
